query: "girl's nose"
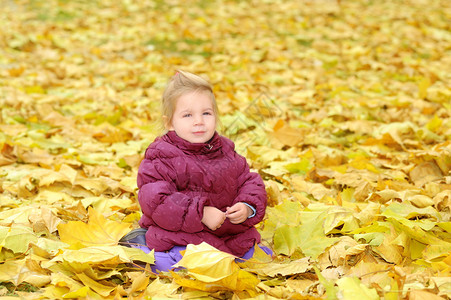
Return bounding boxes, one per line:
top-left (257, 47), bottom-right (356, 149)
top-left (194, 115), bottom-right (204, 125)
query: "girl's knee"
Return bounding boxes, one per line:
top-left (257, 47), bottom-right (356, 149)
top-left (145, 227), bottom-right (174, 252)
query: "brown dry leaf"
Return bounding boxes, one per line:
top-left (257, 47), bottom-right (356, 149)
top-left (28, 207), bottom-right (61, 233)
top-left (0, 143), bottom-right (16, 166)
top-left (18, 147), bottom-right (55, 167)
top-left (347, 261), bottom-right (392, 289)
top-left (291, 176), bottom-right (336, 201)
top-left (268, 119), bottom-right (305, 147)
top-left (92, 122), bottom-right (133, 144)
top-left (73, 177), bottom-right (109, 196)
top-left (265, 180), bottom-right (283, 206)
top-left (244, 257), bottom-right (312, 277)
top-left (145, 278), bottom-right (179, 298)
top-left (373, 226), bottom-right (404, 265)
top-left (409, 290), bottom-right (446, 300)
top-left (321, 236), bottom-right (364, 267)
top-left (434, 190), bottom-right (451, 212)
top-left (410, 161), bottom-right (444, 187)
top-left (431, 277), bottom-right (451, 299)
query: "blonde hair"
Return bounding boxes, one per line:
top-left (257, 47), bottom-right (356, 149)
top-left (161, 70), bottom-right (219, 130)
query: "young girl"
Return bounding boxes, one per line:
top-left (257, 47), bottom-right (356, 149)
top-left (122, 71), bottom-right (269, 272)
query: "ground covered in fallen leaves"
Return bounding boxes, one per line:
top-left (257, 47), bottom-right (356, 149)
top-left (1, 0), bottom-right (450, 299)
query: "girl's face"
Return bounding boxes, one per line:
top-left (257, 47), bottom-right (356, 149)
top-left (167, 91), bottom-right (216, 144)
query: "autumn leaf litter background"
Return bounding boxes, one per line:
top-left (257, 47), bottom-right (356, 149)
top-left (0, 0), bottom-right (450, 299)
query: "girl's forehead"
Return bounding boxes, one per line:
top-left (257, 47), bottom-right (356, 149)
top-left (175, 91), bottom-right (214, 109)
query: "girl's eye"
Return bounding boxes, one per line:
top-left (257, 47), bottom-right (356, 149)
top-left (183, 114), bottom-right (191, 118)
top-left (203, 112), bottom-right (212, 115)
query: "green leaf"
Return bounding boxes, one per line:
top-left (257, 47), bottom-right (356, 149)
top-left (389, 218), bottom-right (451, 260)
top-left (284, 157), bottom-right (311, 174)
top-left (314, 266), bottom-right (337, 300)
top-left (273, 225), bottom-right (302, 256)
top-left (382, 202), bottom-right (441, 223)
top-left (272, 203), bottom-right (339, 258)
top-left (0, 225), bottom-right (38, 253)
top-left (336, 277), bottom-right (379, 300)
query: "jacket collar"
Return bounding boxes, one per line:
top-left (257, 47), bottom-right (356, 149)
top-left (163, 131), bottom-right (222, 155)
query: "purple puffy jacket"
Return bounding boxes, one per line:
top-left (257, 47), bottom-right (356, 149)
top-left (137, 131), bottom-right (267, 256)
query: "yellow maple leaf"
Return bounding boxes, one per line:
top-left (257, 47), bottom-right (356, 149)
top-left (57, 207), bottom-right (131, 249)
top-left (57, 246), bottom-right (154, 266)
top-left (172, 243), bottom-right (259, 293)
top-left (127, 272), bottom-right (150, 295)
top-left (75, 272), bottom-right (116, 297)
top-left (172, 269), bottom-right (259, 293)
top-left (418, 76), bottom-right (431, 99)
top-left (173, 242), bottom-right (239, 282)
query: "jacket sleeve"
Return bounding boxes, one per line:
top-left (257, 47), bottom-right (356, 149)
top-left (137, 157), bottom-right (207, 233)
top-left (232, 153), bottom-right (267, 227)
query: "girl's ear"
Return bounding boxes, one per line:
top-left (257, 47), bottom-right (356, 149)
top-left (162, 115), bottom-right (173, 130)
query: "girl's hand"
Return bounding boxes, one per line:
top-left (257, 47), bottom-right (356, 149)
top-left (226, 202), bottom-right (253, 224)
top-left (202, 206), bottom-right (226, 231)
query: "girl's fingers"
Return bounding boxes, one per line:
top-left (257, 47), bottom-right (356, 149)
top-left (226, 207), bottom-right (236, 215)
